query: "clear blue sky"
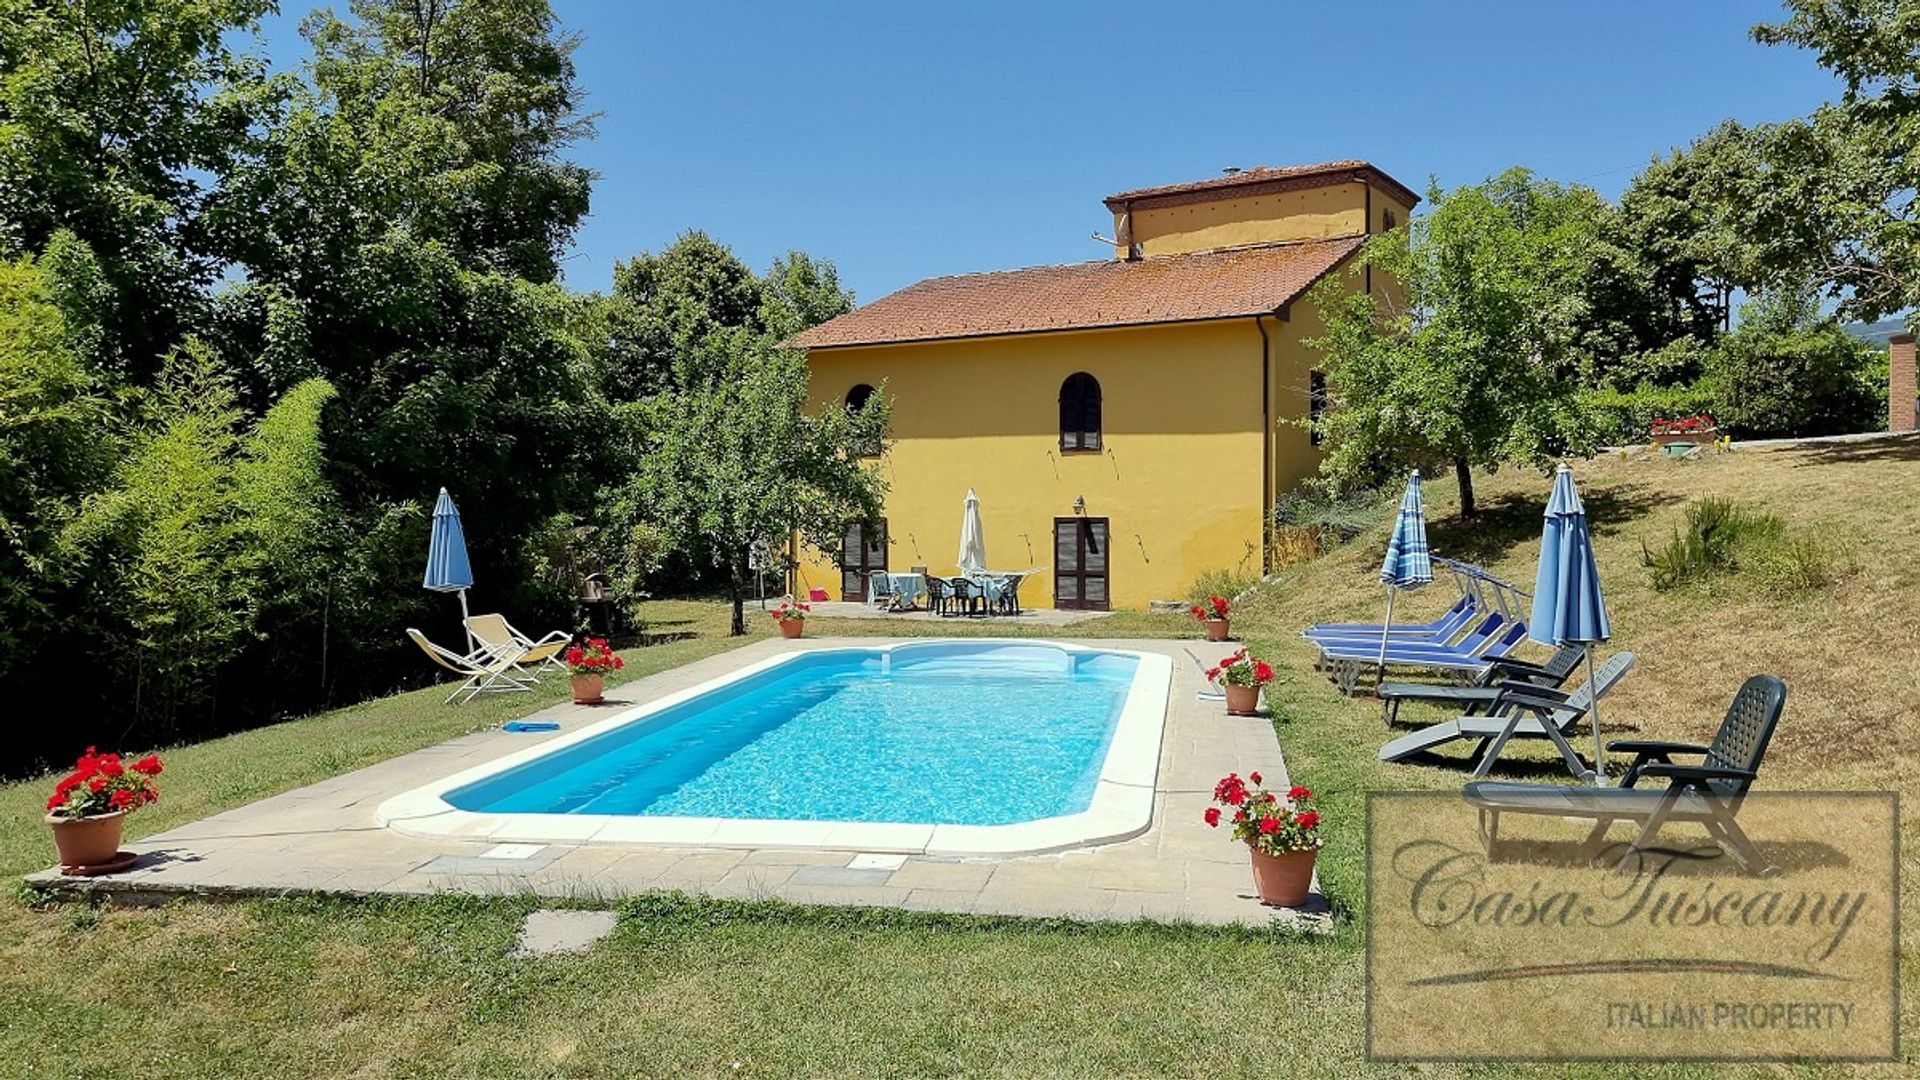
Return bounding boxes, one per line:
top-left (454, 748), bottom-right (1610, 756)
top-left (251, 1), bottom-right (1839, 303)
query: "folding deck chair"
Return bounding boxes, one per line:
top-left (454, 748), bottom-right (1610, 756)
top-left (1463, 674), bottom-right (1787, 874)
top-left (407, 628), bottom-right (532, 704)
top-left (465, 613), bottom-right (570, 681)
top-left (1377, 650), bottom-right (1636, 780)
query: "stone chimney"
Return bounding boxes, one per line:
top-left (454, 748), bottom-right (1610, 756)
top-left (1891, 333), bottom-right (1917, 432)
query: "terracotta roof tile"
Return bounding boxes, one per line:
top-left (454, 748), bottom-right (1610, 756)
top-left (1104, 160), bottom-right (1420, 210)
top-left (791, 236), bottom-right (1363, 350)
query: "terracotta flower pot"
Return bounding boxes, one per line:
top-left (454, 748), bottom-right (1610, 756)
top-left (1204, 618), bottom-right (1231, 642)
top-left (570, 673), bottom-right (604, 704)
top-left (47, 810), bottom-right (125, 869)
top-left (1224, 683), bottom-right (1260, 716)
top-left (779, 619), bottom-right (804, 639)
top-left (1249, 846), bottom-right (1316, 907)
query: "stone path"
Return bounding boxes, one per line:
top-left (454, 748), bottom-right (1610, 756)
top-left (25, 638), bottom-right (1321, 927)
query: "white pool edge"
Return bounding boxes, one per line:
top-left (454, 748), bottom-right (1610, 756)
top-left (375, 640), bottom-right (1174, 858)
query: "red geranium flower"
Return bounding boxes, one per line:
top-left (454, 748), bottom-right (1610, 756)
top-left (1296, 810), bottom-right (1320, 830)
top-left (1203, 807), bottom-right (1221, 827)
top-left (1249, 771), bottom-right (1262, 785)
top-left (132, 754), bottom-right (163, 776)
top-left (1259, 814), bottom-right (1280, 835)
top-left (1252, 660), bottom-right (1274, 684)
top-left (1288, 785), bottom-right (1311, 800)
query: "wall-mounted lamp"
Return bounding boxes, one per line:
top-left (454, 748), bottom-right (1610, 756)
top-left (1072, 495), bottom-right (1086, 515)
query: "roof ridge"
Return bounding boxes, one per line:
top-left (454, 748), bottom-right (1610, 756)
top-left (894, 234), bottom-right (1363, 290)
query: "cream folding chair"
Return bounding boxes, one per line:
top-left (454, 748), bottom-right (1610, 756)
top-left (466, 613), bottom-right (571, 680)
top-left (407, 628), bottom-right (533, 704)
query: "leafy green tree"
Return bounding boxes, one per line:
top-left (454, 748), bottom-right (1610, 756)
top-left (1690, 1), bottom-right (1920, 322)
top-left (0, 246), bottom-right (111, 678)
top-left (207, 0), bottom-right (607, 636)
top-left (1305, 169), bottom-right (1600, 517)
top-left (0, 0), bottom-right (277, 374)
top-left (622, 330), bottom-right (887, 635)
top-left (602, 232), bottom-right (771, 398)
top-left (1613, 122), bottom-right (1765, 347)
top-left (762, 251), bottom-right (856, 339)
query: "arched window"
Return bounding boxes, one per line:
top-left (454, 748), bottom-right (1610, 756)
top-left (845, 384), bottom-right (877, 412)
top-left (1059, 372), bottom-right (1101, 451)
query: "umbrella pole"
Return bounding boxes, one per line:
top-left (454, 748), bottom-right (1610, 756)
top-left (1584, 643), bottom-right (1604, 785)
top-left (458, 588), bottom-right (473, 653)
top-left (1375, 586), bottom-right (1398, 695)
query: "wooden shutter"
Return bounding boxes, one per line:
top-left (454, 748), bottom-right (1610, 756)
top-left (840, 519), bottom-right (887, 601)
top-left (1059, 373), bottom-right (1102, 451)
top-left (1053, 517), bottom-right (1110, 610)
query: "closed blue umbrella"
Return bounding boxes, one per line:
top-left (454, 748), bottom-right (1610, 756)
top-left (1530, 463), bottom-right (1611, 782)
top-left (424, 487), bottom-right (475, 647)
top-left (1374, 470), bottom-right (1433, 690)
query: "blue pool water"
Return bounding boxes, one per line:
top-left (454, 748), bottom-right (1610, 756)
top-left (447, 643), bottom-right (1140, 825)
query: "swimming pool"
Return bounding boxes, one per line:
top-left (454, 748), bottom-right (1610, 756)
top-left (378, 640), bottom-right (1172, 856)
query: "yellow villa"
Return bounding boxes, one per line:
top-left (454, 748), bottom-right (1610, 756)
top-left (790, 159), bottom-right (1418, 611)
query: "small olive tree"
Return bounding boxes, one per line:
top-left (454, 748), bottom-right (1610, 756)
top-left (624, 329), bottom-right (887, 635)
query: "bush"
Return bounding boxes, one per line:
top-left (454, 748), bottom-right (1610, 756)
top-left (1641, 497), bottom-right (1778, 590)
top-left (1579, 383), bottom-right (1716, 446)
top-left (1700, 291), bottom-right (1885, 439)
top-left (1272, 484), bottom-right (1391, 551)
top-left (1642, 496), bottom-right (1849, 595)
top-left (1187, 568), bottom-right (1260, 605)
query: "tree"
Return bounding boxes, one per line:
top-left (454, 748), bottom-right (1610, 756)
top-left (1305, 169), bottom-right (1601, 517)
top-left (622, 330), bottom-right (887, 636)
top-left (602, 232), bottom-right (773, 398)
top-left (0, 0), bottom-right (277, 375)
top-left (0, 244), bottom-right (111, 678)
top-left (1696, 1), bottom-right (1920, 322)
top-left (207, 0), bottom-right (608, 638)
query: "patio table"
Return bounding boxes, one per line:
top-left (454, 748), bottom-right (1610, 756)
top-left (884, 572), bottom-right (927, 609)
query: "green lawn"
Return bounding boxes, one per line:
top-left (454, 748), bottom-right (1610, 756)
top-left (2, 442), bottom-right (1915, 1077)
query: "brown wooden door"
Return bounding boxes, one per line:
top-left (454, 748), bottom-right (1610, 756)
top-left (1053, 517), bottom-right (1110, 610)
top-left (840, 519), bottom-right (887, 601)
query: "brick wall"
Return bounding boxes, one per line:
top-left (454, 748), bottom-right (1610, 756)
top-left (1891, 333), bottom-right (1918, 432)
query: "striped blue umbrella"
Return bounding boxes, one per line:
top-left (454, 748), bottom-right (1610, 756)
top-left (423, 487), bottom-right (475, 645)
top-left (1530, 463), bottom-right (1611, 782)
top-left (1373, 471), bottom-right (1433, 690)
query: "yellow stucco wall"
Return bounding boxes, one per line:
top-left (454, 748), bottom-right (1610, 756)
top-left (1116, 183), bottom-right (1368, 257)
top-left (795, 315), bottom-right (1335, 610)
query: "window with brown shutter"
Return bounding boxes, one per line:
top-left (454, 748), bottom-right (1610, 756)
top-left (1058, 372), bottom-right (1102, 451)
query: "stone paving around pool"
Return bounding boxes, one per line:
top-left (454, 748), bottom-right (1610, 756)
top-left (26, 638), bottom-right (1323, 927)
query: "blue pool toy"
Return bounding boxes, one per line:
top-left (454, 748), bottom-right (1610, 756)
top-left (502, 721), bottom-right (561, 733)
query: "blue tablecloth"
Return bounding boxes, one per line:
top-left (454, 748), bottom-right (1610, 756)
top-left (884, 572), bottom-right (926, 607)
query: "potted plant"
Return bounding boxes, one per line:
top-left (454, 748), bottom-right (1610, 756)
top-left (1207, 648), bottom-right (1276, 716)
top-left (1190, 594), bottom-right (1232, 641)
top-left (1204, 773), bottom-right (1323, 907)
top-left (772, 598), bottom-right (810, 639)
top-left (564, 638), bottom-right (623, 704)
top-left (45, 747), bottom-right (163, 873)
top-left (1651, 413), bottom-right (1719, 448)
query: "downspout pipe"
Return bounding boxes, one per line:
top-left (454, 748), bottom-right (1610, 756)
top-left (1255, 313), bottom-right (1273, 574)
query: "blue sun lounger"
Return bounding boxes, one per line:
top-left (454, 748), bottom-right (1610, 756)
top-left (1316, 615), bottom-right (1530, 694)
top-left (1303, 593), bottom-right (1479, 646)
